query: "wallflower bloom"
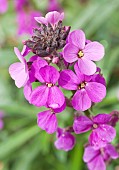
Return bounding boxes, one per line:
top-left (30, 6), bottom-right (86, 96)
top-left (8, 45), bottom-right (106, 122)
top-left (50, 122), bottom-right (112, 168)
top-left (0, 0), bottom-right (8, 14)
top-left (63, 30), bottom-right (104, 75)
top-left (59, 63), bottom-right (106, 111)
top-left (35, 11), bottom-right (64, 27)
top-left (30, 65), bottom-right (65, 108)
top-left (73, 114), bottom-right (116, 149)
top-left (54, 127), bottom-right (76, 151)
top-left (37, 103), bottom-right (66, 134)
top-left (83, 144), bottom-right (118, 170)
top-left (9, 47), bottom-right (29, 88)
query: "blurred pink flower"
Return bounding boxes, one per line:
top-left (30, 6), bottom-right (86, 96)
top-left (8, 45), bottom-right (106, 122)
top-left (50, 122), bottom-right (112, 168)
top-left (0, 0), bottom-right (8, 14)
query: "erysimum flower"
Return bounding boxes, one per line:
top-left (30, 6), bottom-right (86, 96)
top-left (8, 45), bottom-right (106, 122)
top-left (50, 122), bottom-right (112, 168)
top-left (83, 144), bottom-right (118, 170)
top-left (54, 127), bottom-right (76, 151)
top-left (73, 114), bottom-right (116, 149)
top-left (59, 63), bottom-right (106, 111)
top-left (30, 65), bottom-right (65, 109)
top-left (35, 11), bottom-right (64, 27)
top-left (63, 30), bottom-right (105, 75)
top-left (9, 47), bottom-right (29, 88)
top-left (37, 103), bottom-right (66, 134)
top-left (0, 0), bottom-right (8, 14)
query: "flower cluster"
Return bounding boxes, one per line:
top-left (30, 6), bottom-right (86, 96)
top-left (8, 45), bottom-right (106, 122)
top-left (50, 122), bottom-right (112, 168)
top-left (9, 11), bottom-right (119, 170)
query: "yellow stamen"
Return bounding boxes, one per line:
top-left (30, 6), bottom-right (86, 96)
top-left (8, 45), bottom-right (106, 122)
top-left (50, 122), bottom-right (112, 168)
top-left (46, 83), bottom-right (53, 87)
top-left (78, 82), bottom-right (86, 89)
top-left (93, 124), bottom-right (98, 129)
top-left (78, 50), bottom-right (84, 58)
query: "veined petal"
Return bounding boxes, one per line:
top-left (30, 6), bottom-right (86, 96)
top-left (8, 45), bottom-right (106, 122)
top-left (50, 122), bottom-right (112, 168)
top-left (39, 65), bottom-right (59, 84)
top-left (58, 70), bottom-right (79, 90)
top-left (63, 43), bottom-right (79, 63)
top-left (85, 82), bottom-right (106, 103)
top-left (68, 30), bottom-right (85, 49)
top-left (37, 110), bottom-right (57, 134)
top-left (23, 81), bottom-right (32, 101)
top-left (72, 90), bottom-right (91, 111)
top-left (78, 58), bottom-right (96, 75)
top-left (34, 16), bottom-right (48, 25)
top-left (74, 62), bottom-right (85, 82)
top-left (73, 116), bottom-right (93, 134)
top-left (45, 11), bottom-right (64, 25)
top-left (93, 114), bottom-right (111, 124)
top-left (30, 85), bottom-right (49, 107)
top-left (83, 42), bottom-right (105, 61)
top-left (83, 146), bottom-right (100, 162)
top-left (105, 144), bottom-right (119, 159)
top-left (47, 86), bottom-right (65, 109)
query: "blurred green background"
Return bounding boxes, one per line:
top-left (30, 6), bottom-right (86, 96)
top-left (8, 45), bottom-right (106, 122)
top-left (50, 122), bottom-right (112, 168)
top-left (0, 0), bottom-right (119, 170)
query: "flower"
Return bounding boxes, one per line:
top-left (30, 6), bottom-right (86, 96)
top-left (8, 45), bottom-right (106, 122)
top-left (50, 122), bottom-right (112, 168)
top-left (83, 144), bottom-right (118, 170)
top-left (30, 65), bottom-right (65, 108)
top-left (9, 47), bottom-right (29, 88)
top-left (73, 114), bottom-right (116, 149)
top-left (109, 110), bottom-right (119, 126)
top-left (47, 0), bottom-right (62, 12)
top-left (37, 103), bottom-right (66, 134)
top-left (59, 63), bottom-right (106, 111)
top-left (17, 10), bottom-right (41, 35)
top-left (0, 0), bottom-right (8, 14)
top-left (35, 11), bottom-right (64, 27)
top-left (54, 127), bottom-right (76, 151)
top-left (63, 30), bottom-right (105, 75)
top-left (25, 11), bottom-right (70, 57)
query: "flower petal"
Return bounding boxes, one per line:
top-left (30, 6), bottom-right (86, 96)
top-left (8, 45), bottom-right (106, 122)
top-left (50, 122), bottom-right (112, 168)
top-left (105, 144), bottom-right (119, 159)
top-left (37, 110), bottom-right (57, 134)
top-left (85, 82), bottom-right (106, 103)
top-left (14, 47), bottom-right (25, 64)
top-left (34, 16), bottom-right (48, 25)
top-left (46, 11), bottom-right (64, 25)
top-left (74, 62), bottom-right (85, 82)
top-left (83, 146), bottom-right (100, 162)
top-left (87, 155), bottom-right (106, 170)
top-left (30, 85), bottom-right (49, 107)
top-left (72, 90), bottom-right (91, 111)
top-left (54, 132), bottom-right (75, 151)
top-left (78, 58), bottom-right (96, 75)
top-left (23, 81), bottom-right (32, 101)
top-left (83, 42), bottom-right (105, 61)
top-left (39, 65), bottom-right (59, 84)
top-left (73, 116), bottom-right (93, 134)
top-left (68, 30), bottom-right (85, 49)
top-left (58, 70), bottom-right (79, 90)
top-left (63, 43), bottom-right (79, 63)
top-left (93, 114), bottom-right (111, 124)
top-left (47, 86), bottom-right (65, 109)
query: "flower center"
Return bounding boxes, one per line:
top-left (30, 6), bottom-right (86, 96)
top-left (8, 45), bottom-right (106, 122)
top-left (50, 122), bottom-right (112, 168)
top-left (46, 83), bottom-right (54, 87)
top-left (78, 50), bottom-right (84, 58)
top-left (78, 82), bottom-right (86, 89)
top-left (93, 123), bottom-right (98, 129)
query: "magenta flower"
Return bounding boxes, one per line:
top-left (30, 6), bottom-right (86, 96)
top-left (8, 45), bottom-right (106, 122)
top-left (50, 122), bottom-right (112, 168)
top-left (14, 0), bottom-right (28, 11)
top-left (37, 103), bottom-right (66, 134)
top-left (59, 63), bottom-right (106, 111)
top-left (83, 144), bottom-right (118, 170)
top-left (54, 127), bottom-right (76, 151)
top-left (73, 114), bottom-right (116, 149)
top-left (17, 10), bottom-right (41, 35)
top-left (109, 110), bottom-right (119, 127)
top-left (35, 11), bottom-right (64, 27)
top-left (0, 0), bottom-right (8, 14)
top-left (47, 0), bottom-right (62, 12)
top-left (9, 47), bottom-right (29, 88)
top-left (30, 65), bottom-right (65, 109)
top-left (63, 30), bottom-right (105, 75)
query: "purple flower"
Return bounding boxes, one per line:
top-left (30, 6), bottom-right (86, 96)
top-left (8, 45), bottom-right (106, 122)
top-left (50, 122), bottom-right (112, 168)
top-left (109, 110), bottom-right (119, 126)
top-left (54, 127), bottom-right (76, 151)
top-left (35, 11), bottom-right (64, 27)
top-left (63, 30), bottom-right (105, 75)
top-left (47, 0), bottom-right (62, 12)
top-left (59, 63), bottom-right (106, 111)
top-left (83, 144), bottom-right (118, 170)
top-left (73, 114), bottom-right (116, 149)
top-left (30, 65), bottom-right (65, 109)
top-left (37, 103), bottom-right (66, 134)
top-left (14, 0), bottom-right (28, 11)
top-left (9, 47), bottom-right (29, 88)
top-left (0, 0), bottom-right (8, 14)
top-left (17, 10), bottom-right (41, 35)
